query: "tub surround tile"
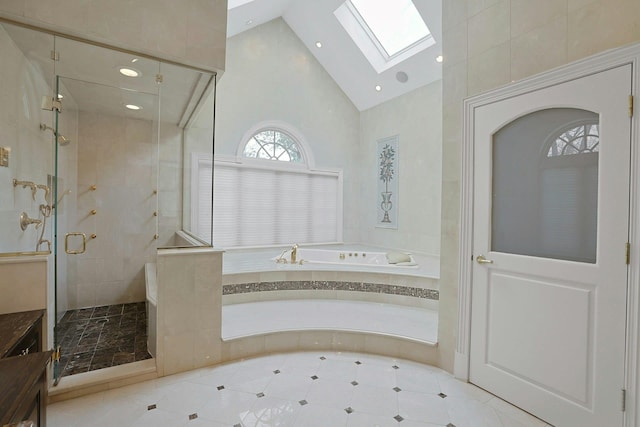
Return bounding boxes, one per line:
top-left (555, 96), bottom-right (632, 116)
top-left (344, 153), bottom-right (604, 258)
top-left (222, 281), bottom-right (439, 301)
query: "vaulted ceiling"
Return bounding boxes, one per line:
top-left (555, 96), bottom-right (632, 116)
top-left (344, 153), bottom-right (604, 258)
top-left (226, 0), bottom-right (442, 111)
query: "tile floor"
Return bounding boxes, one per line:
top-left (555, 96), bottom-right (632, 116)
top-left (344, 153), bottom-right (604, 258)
top-left (48, 351), bottom-right (551, 427)
top-left (55, 302), bottom-right (152, 377)
top-left (222, 300), bottom-right (438, 343)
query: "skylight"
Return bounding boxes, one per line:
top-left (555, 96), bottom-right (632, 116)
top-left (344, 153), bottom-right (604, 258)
top-left (349, 0), bottom-right (430, 57)
top-left (334, 0), bottom-right (435, 73)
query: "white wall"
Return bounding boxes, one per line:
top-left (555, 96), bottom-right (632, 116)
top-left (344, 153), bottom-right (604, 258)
top-left (215, 18), bottom-right (361, 242)
top-left (216, 18), bottom-right (442, 253)
top-left (359, 82), bottom-right (442, 255)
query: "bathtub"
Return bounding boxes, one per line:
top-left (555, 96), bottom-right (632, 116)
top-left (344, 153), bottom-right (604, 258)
top-left (223, 244), bottom-right (440, 312)
top-left (224, 244), bottom-right (438, 277)
top-left (275, 247), bottom-right (418, 268)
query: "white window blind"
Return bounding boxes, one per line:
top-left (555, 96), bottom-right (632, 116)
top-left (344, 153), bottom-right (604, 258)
top-left (194, 157), bottom-right (342, 248)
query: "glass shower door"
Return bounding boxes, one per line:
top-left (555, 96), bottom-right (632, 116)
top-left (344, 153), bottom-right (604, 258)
top-left (52, 42), bottom-right (161, 382)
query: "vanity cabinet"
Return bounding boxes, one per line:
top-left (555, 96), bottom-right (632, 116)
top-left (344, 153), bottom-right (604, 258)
top-left (0, 310), bottom-right (44, 358)
top-left (0, 310), bottom-right (49, 427)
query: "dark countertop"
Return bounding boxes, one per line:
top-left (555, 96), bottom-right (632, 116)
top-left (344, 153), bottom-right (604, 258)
top-left (0, 310), bottom-right (44, 358)
top-left (0, 350), bottom-right (51, 425)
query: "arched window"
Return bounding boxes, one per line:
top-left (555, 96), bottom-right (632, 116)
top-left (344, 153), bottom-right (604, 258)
top-left (243, 129), bottom-right (304, 163)
top-left (192, 122), bottom-right (341, 248)
top-left (546, 122), bottom-right (599, 157)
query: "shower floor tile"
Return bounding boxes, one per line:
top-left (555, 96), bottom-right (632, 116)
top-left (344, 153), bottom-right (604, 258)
top-left (56, 302), bottom-right (151, 377)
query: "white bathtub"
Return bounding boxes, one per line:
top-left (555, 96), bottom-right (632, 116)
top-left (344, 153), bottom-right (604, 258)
top-left (275, 247), bottom-right (418, 268)
top-left (224, 245), bottom-right (438, 278)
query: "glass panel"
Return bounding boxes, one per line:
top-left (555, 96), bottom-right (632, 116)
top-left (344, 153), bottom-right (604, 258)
top-left (177, 66), bottom-right (216, 246)
top-left (492, 108), bottom-right (599, 263)
top-left (0, 22), bottom-right (55, 254)
top-left (53, 37), bottom-right (162, 381)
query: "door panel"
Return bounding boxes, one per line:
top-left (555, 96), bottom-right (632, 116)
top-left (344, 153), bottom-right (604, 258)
top-left (470, 64), bottom-right (631, 427)
top-left (487, 272), bottom-right (591, 403)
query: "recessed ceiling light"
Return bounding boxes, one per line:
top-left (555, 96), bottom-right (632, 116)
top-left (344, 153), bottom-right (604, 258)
top-left (246, 19), bottom-right (253, 25)
top-left (131, 58), bottom-right (139, 63)
top-left (435, 55), bottom-right (444, 63)
top-left (125, 104), bottom-right (142, 110)
top-left (375, 85), bottom-right (382, 92)
top-left (315, 41), bottom-right (323, 48)
top-left (119, 67), bottom-right (140, 77)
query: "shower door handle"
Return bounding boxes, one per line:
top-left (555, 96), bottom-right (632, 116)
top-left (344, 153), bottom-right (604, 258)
top-left (476, 255), bottom-right (494, 264)
top-left (65, 232), bottom-right (87, 254)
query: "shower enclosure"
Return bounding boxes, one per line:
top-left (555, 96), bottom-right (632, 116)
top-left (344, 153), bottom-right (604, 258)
top-left (0, 20), bottom-right (216, 383)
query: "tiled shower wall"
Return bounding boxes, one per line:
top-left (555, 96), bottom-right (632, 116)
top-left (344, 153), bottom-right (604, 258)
top-left (68, 112), bottom-right (158, 309)
top-left (0, 25), bottom-right (55, 254)
top-left (438, 0), bottom-right (640, 372)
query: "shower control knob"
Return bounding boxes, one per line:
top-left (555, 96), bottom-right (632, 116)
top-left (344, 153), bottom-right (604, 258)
top-left (90, 209), bottom-right (97, 215)
top-left (90, 185), bottom-right (97, 191)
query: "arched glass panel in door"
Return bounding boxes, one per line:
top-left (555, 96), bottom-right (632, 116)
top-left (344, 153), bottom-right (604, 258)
top-left (491, 108), bottom-right (599, 263)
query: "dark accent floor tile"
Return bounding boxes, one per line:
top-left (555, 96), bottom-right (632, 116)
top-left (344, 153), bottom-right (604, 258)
top-left (135, 351), bottom-right (152, 361)
top-left (107, 304), bottom-right (124, 316)
top-left (394, 415), bottom-right (404, 422)
top-left (189, 413), bottom-right (198, 420)
top-left (345, 407), bottom-right (354, 414)
top-left (112, 352), bottom-right (136, 366)
top-left (75, 308), bottom-right (95, 319)
top-left (123, 303), bottom-right (138, 315)
top-left (134, 340), bottom-right (148, 353)
top-left (438, 393), bottom-right (447, 399)
top-left (92, 306), bottom-right (110, 317)
top-left (58, 301), bottom-right (149, 378)
top-left (90, 360), bottom-right (112, 370)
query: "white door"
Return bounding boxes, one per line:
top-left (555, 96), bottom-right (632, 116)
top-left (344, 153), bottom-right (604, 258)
top-left (470, 64), bottom-right (632, 427)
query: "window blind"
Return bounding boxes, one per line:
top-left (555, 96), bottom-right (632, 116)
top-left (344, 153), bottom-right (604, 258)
top-left (195, 158), bottom-right (341, 248)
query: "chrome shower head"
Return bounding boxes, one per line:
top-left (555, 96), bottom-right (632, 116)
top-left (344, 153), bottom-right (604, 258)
top-left (39, 123), bottom-right (71, 146)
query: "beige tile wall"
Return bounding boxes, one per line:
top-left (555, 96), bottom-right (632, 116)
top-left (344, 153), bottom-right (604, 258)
top-left (0, 0), bottom-right (227, 73)
top-left (69, 112), bottom-right (158, 309)
top-left (156, 248), bottom-right (223, 377)
top-left (439, 0), bottom-right (640, 372)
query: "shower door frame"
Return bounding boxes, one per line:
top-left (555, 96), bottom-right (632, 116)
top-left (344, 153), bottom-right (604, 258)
top-left (456, 43), bottom-right (640, 426)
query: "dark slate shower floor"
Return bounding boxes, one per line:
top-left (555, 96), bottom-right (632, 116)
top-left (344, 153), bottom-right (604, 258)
top-left (56, 302), bottom-right (152, 377)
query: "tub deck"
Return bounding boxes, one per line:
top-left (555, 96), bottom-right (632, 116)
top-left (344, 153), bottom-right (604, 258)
top-left (223, 245), bottom-right (439, 278)
top-left (222, 299), bottom-right (438, 344)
